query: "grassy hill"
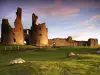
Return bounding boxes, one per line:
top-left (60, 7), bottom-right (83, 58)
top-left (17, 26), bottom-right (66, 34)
top-left (0, 45), bottom-right (100, 75)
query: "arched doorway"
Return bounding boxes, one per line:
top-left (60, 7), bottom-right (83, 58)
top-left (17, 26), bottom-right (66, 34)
top-left (24, 38), bottom-right (29, 45)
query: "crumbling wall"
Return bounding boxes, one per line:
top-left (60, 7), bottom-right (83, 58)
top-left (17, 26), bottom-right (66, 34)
top-left (48, 39), bottom-right (73, 46)
top-left (24, 29), bottom-right (31, 45)
top-left (14, 7), bottom-right (24, 45)
top-left (1, 19), bottom-right (13, 45)
top-left (36, 23), bottom-right (48, 46)
top-left (48, 39), bottom-right (90, 47)
top-left (31, 13), bottom-right (38, 45)
top-left (73, 41), bottom-right (88, 46)
top-left (31, 13), bottom-right (48, 46)
top-left (88, 38), bottom-right (98, 47)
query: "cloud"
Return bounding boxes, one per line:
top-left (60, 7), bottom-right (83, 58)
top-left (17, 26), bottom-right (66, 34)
top-left (87, 26), bottom-right (94, 30)
top-left (78, 14), bottom-right (100, 30)
top-left (70, 32), bottom-right (89, 41)
top-left (72, 32), bottom-right (91, 41)
top-left (64, 0), bottom-right (100, 8)
top-left (79, 14), bottom-right (100, 26)
top-left (35, 4), bottom-right (80, 18)
top-left (55, 0), bottom-right (61, 5)
top-left (90, 15), bottom-right (100, 20)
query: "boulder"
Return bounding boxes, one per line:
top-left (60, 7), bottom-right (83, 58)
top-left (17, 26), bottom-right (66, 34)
top-left (96, 50), bottom-right (100, 54)
top-left (9, 58), bottom-right (26, 65)
top-left (68, 52), bottom-right (75, 57)
top-left (76, 54), bottom-right (79, 55)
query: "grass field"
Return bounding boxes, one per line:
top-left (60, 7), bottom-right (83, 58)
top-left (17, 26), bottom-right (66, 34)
top-left (0, 45), bottom-right (100, 75)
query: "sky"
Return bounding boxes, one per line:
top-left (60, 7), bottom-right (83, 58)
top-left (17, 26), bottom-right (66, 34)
top-left (0, 0), bottom-right (100, 43)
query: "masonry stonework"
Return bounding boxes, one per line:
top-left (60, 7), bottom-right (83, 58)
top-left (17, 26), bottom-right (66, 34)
top-left (31, 13), bottom-right (48, 46)
top-left (48, 38), bottom-right (98, 47)
top-left (1, 7), bottom-right (48, 46)
top-left (1, 19), bottom-right (13, 44)
top-left (13, 7), bottom-right (24, 45)
top-left (88, 38), bottom-right (98, 47)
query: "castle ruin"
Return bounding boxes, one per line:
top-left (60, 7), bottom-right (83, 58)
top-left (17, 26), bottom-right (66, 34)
top-left (1, 7), bottom-right (48, 46)
top-left (0, 7), bottom-right (98, 47)
top-left (48, 38), bottom-right (98, 47)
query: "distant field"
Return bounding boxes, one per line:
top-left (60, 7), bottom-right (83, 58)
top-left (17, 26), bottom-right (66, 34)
top-left (0, 45), bottom-right (100, 75)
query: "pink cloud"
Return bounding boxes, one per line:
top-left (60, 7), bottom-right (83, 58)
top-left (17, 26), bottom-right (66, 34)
top-left (90, 15), bottom-right (100, 20)
top-left (79, 14), bottom-right (100, 25)
top-left (55, 0), bottom-right (61, 5)
top-left (64, 0), bottom-right (100, 8)
top-left (35, 4), bottom-right (80, 18)
top-left (87, 26), bottom-right (94, 30)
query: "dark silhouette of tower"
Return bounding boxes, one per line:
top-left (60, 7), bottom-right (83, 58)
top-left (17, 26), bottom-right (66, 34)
top-left (1, 19), bottom-right (13, 44)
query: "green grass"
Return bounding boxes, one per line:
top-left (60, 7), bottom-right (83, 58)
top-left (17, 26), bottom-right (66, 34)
top-left (0, 45), bottom-right (100, 75)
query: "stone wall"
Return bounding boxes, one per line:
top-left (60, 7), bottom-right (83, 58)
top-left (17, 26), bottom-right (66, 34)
top-left (1, 7), bottom-right (98, 47)
top-left (24, 29), bottom-right (31, 45)
top-left (48, 38), bottom-right (98, 47)
top-left (1, 19), bottom-right (13, 45)
top-left (31, 13), bottom-right (48, 46)
top-left (88, 38), bottom-right (98, 47)
top-left (31, 13), bottom-right (38, 45)
top-left (36, 23), bottom-right (48, 46)
top-left (48, 38), bottom-right (72, 46)
top-left (14, 7), bottom-right (24, 45)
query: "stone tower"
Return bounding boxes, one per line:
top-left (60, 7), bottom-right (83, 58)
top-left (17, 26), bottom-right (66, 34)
top-left (37, 23), bottom-right (48, 46)
top-left (31, 13), bottom-right (38, 45)
top-left (31, 13), bottom-right (48, 46)
top-left (1, 19), bottom-right (13, 45)
top-left (1, 7), bottom-right (48, 46)
top-left (13, 7), bottom-right (24, 45)
top-left (88, 38), bottom-right (98, 47)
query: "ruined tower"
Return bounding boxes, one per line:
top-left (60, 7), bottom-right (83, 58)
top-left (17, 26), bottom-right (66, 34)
top-left (31, 13), bottom-right (48, 46)
top-left (1, 7), bottom-right (99, 47)
top-left (88, 38), bottom-right (98, 47)
top-left (1, 7), bottom-right (48, 46)
top-left (31, 13), bottom-right (38, 45)
top-left (13, 7), bottom-right (24, 45)
top-left (37, 23), bottom-right (48, 46)
top-left (1, 19), bottom-right (13, 44)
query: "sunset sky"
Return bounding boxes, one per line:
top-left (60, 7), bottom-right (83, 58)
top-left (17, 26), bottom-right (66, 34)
top-left (0, 0), bottom-right (100, 43)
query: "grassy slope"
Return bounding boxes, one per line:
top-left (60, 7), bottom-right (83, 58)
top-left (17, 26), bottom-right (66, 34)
top-left (0, 46), bottom-right (100, 75)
